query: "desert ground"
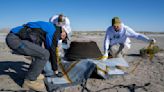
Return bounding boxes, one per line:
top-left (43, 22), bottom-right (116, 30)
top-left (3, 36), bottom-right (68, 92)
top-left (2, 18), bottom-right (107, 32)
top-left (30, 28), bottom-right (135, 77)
top-left (0, 31), bottom-right (164, 92)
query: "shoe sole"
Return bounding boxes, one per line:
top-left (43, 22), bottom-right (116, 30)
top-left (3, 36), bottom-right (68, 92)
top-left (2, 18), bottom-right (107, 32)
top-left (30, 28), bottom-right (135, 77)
top-left (23, 83), bottom-right (45, 91)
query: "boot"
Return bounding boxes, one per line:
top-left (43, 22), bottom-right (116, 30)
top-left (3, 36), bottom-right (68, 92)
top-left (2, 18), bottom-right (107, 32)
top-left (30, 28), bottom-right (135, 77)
top-left (22, 79), bottom-right (45, 91)
top-left (37, 74), bottom-right (45, 80)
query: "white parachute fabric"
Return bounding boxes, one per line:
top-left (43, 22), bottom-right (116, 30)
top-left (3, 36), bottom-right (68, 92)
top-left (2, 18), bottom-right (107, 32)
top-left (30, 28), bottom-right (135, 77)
top-left (86, 58), bottom-right (129, 79)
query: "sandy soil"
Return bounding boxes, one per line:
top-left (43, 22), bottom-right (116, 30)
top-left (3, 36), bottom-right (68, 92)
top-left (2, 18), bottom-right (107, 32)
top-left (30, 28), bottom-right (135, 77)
top-left (0, 32), bottom-right (164, 92)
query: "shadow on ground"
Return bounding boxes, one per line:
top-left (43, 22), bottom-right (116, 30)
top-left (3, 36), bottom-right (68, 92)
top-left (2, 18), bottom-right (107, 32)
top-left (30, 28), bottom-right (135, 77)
top-left (127, 54), bottom-right (141, 57)
top-left (0, 61), bottom-right (29, 86)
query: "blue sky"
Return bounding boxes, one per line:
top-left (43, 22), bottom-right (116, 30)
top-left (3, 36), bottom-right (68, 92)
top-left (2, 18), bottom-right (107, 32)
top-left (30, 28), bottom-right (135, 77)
top-left (0, 0), bottom-right (164, 32)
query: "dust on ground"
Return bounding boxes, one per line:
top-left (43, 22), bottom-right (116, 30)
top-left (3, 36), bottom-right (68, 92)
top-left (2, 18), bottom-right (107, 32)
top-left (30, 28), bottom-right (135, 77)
top-left (0, 32), bottom-right (164, 92)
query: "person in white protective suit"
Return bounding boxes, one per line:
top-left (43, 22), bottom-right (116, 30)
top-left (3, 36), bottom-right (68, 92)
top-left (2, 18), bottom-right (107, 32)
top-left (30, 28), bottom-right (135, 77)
top-left (49, 14), bottom-right (72, 51)
top-left (103, 17), bottom-right (156, 60)
top-left (44, 14), bottom-right (72, 77)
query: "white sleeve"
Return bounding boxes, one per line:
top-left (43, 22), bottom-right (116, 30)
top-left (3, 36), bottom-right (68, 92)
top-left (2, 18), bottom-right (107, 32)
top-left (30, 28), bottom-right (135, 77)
top-left (65, 17), bottom-right (70, 25)
top-left (49, 15), bottom-right (58, 24)
top-left (61, 17), bottom-right (72, 40)
top-left (63, 17), bottom-right (71, 33)
top-left (125, 26), bottom-right (150, 42)
top-left (104, 28), bottom-right (110, 55)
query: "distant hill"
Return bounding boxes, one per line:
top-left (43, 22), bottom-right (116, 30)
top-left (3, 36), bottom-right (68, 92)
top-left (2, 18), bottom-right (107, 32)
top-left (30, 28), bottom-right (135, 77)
top-left (73, 31), bottom-right (164, 35)
top-left (0, 28), bottom-right (10, 33)
top-left (0, 28), bottom-right (163, 34)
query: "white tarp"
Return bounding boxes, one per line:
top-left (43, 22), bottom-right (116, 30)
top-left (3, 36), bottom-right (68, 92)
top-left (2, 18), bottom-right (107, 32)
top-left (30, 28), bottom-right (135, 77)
top-left (87, 58), bottom-right (129, 67)
top-left (86, 58), bottom-right (129, 78)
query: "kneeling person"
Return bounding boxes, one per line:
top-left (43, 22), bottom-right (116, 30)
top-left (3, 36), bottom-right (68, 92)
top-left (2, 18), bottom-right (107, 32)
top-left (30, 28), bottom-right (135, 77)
top-left (103, 17), bottom-right (156, 59)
